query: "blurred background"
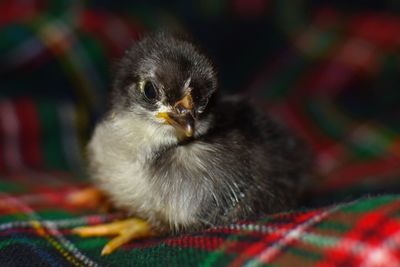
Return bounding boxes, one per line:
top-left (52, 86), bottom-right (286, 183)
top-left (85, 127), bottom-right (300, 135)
top-left (0, 0), bottom-right (399, 206)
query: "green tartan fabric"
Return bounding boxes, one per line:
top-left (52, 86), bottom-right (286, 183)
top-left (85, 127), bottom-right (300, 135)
top-left (1, 1), bottom-right (400, 266)
top-left (1, 172), bottom-right (400, 266)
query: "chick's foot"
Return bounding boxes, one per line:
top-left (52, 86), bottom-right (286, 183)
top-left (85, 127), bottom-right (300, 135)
top-left (67, 187), bottom-right (111, 211)
top-left (72, 218), bottom-right (154, 255)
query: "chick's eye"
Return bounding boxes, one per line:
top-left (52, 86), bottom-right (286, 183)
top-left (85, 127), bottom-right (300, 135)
top-left (143, 82), bottom-right (157, 101)
top-left (197, 100), bottom-right (208, 113)
top-left (195, 95), bottom-right (209, 114)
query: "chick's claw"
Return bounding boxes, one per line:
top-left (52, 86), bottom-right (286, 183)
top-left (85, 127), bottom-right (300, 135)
top-left (67, 187), bottom-right (107, 209)
top-left (72, 218), bottom-right (154, 255)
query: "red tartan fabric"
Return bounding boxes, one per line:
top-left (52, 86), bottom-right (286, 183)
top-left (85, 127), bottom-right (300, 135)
top-left (2, 171), bottom-right (400, 266)
top-left (1, 1), bottom-right (400, 266)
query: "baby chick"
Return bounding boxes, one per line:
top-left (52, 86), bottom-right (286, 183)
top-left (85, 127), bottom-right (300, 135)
top-left (73, 32), bottom-right (311, 255)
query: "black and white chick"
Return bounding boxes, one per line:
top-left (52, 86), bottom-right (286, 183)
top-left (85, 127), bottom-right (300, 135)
top-left (73, 32), bottom-right (312, 255)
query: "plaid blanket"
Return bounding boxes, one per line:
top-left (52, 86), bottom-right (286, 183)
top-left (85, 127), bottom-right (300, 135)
top-left (1, 1), bottom-right (400, 266)
top-left (1, 172), bottom-right (400, 266)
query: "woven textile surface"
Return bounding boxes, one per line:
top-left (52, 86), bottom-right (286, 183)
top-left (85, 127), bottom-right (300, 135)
top-left (0, 1), bottom-right (400, 266)
top-left (1, 173), bottom-right (400, 267)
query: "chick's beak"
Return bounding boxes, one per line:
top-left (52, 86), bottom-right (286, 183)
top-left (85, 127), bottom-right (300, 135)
top-left (158, 112), bottom-right (194, 137)
top-left (157, 93), bottom-right (194, 138)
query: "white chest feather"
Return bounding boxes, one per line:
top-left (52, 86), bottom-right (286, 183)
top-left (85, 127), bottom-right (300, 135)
top-left (87, 112), bottom-right (214, 229)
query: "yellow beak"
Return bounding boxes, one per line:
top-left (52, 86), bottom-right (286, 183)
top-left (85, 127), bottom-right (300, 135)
top-left (157, 92), bottom-right (194, 138)
top-left (157, 112), bottom-right (194, 137)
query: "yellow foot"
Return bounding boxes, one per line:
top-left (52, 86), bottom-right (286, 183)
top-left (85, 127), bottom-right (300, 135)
top-left (67, 187), bottom-right (111, 211)
top-left (72, 218), bottom-right (154, 255)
